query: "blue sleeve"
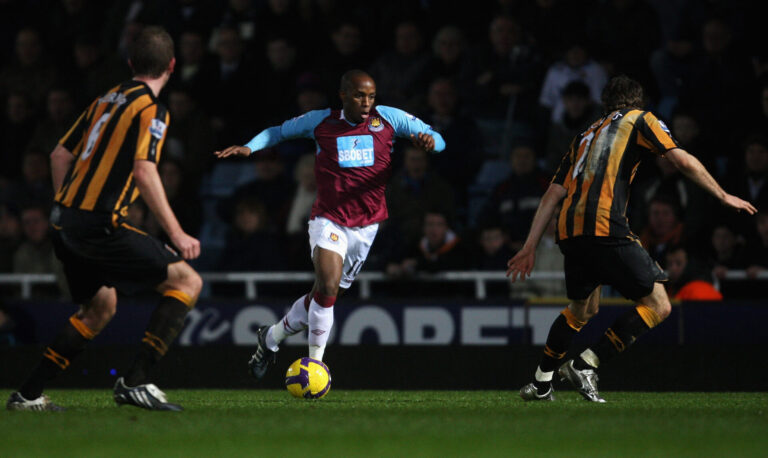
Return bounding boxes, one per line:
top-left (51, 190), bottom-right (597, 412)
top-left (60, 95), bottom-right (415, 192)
top-left (377, 105), bottom-right (446, 153)
top-left (245, 108), bottom-right (330, 153)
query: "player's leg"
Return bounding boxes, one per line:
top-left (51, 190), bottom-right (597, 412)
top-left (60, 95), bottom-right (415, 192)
top-left (561, 241), bottom-right (670, 402)
top-left (9, 286), bottom-right (116, 411)
top-left (575, 282), bottom-right (670, 371)
top-left (520, 286), bottom-right (600, 401)
top-left (521, 238), bottom-right (600, 401)
top-left (122, 260), bottom-right (202, 388)
top-left (307, 246), bottom-right (344, 361)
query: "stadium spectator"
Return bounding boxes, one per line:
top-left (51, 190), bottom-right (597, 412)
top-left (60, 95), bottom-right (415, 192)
top-left (27, 87), bottom-right (77, 155)
top-left (258, 36), bottom-right (304, 125)
top-left (12, 204), bottom-right (66, 297)
top-left (216, 196), bottom-right (284, 273)
top-left (728, 135), bottom-right (768, 238)
top-left (171, 29), bottom-right (214, 98)
top-left (744, 212), bottom-right (768, 277)
top-left (165, 85), bottom-right (215, 189)
top-left (8, 150), bottom-right (54, 207)
top-left (159, 158), bottom-right (202, 238)
top-left (286, 154), bottom-right (317, 236)
top-left (544, 80), bottom-right (601, 173)
top-left (386, 145), bottom-right (455, 249)
top-left (538, 41), bottom-right (607, 123)
top-left (517, 0), bottom-right (582, 59)
top-left (668, 110), bottom-right (716, 174)
top-left (0, 203), bottom-right (22, 273)
top-left (478, 145), bottom-right (549, 250)
top-left (421, 26), bottom-right (470, 84)
top-left (630, 155), bottom-right (710, 245)
top-left (198, 26), bottom-right (258, 145)
top-left (0, 28), bottom-right (57, 108)
top-left (421, 77), bottom-right (483, 204)
top-left (219, 150), bottom-right (294, 231)
top-left (465, 15), bottom-right (541, 122)
top-left (678, 18), bottom-right (754, 152)
top-left (294, 72), bottom-right (328, 115)
top-left (640, 195), bottom-right (684, 264)
top-left (70, 34), bottom-right (130, 106)
top-left (510, 210), bottom-right (566, 299)
top-left (0, 92), bottom-right (37, 183)
top-left (389, 210), bottom-right (467, 276)
top-left (473, 225), bottom-right (515, 271)
top-left (369, 20), bottom-right (430, 111)
top-left (585, 0), bottom-right (660, 86)
top-left (220, 0), bottom-right (259, 44)
top-left (664, 245), bottom-right (722, 301)
top-left (317, 21), bottom-right (368, 100)
top-left (709, 224), bottom-right (747, 280)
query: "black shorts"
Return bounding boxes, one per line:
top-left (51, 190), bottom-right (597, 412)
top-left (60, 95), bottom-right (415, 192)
top-left (558, 236), bottom-right (667, 301)
top-left (52, 208), bottom-right (181, 304)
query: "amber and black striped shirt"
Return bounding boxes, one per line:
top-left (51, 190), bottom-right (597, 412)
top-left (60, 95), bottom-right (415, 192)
top-left (552, 109), bottom-right (679, 241)
top-left (54, 80), bottom-right (169, 226)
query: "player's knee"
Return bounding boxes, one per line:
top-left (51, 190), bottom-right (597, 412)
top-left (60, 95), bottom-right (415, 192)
top-left (317, 279), bottom-right (339, 297)
top-left (184, 270), bottom-right (203, 298)
top-left (656, 299), bottom-right (672, 321)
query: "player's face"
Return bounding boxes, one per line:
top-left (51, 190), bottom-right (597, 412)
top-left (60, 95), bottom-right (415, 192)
top-left (341, 77), bottom-right (376, 124)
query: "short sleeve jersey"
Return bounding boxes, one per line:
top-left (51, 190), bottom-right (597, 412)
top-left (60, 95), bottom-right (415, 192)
top-left (551, 109), bottom-right (680, 240)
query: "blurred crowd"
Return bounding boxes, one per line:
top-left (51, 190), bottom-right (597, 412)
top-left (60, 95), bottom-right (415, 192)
top-left (1, 0), bottom-right (767, 300)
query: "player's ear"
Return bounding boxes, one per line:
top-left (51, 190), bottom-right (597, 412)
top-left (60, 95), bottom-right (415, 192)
top-left (127, 59), bottom-right (134, 72)
top-left (168, 57), bottom-right (176, 74)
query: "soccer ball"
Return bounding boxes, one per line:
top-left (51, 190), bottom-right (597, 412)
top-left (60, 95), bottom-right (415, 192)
top-left (285, 357), bottom-right (331, 399)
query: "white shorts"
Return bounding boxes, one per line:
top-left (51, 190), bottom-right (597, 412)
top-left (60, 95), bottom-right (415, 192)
top-left (308, 216), bottom-right (379, 289)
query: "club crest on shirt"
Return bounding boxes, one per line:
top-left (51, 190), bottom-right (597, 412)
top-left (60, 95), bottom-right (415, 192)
top-left (329, 232), bottom-right (339, 242)
top-left (368, 117), bottom-right (384, 132)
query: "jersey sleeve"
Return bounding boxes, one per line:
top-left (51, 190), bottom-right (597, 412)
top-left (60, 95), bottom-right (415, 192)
top-left (551, 139), bottom-right (576, 187)
top-left (636, 111), bottom-right (680, 155)
top-left (59, 103), bottom-right (94, 155)
top-left (377, 105), bottom-right (446, 152)
top-left (135, 104), bottom-right (169, 163)
top-left (245, 108), bottom-right (330, 153)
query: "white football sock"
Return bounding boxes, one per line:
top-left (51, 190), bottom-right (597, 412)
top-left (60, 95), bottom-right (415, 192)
top-left (580, 348), bottom-right (600, 368)
top-left (308, 299), bottom-right (334, 361)
top-left (535, 366), bottom-right (553, 382)
top-left (267, 295), bottom-right (309, 351)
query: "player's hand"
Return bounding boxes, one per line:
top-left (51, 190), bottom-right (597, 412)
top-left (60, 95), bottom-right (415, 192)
top-left (410, 133), bottom-right (435, 152)
top-left (721, 193), bottom-right (757, 215)
top-left (214, 145), bottom-right (251, 158)
top-left (506, 247), bottom-right (536, 282)
top-left (170, 232), bottom-right (201, 260)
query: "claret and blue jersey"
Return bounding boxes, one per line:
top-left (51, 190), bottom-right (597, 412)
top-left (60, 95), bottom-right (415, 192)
top-left (245, 105), bottom-right (445, 227)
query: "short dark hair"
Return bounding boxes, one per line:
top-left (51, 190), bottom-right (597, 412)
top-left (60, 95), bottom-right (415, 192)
top-left (340, 69), bottom-right (372, 92)
top-left (130, 26), bottom-right (174, 78)
top-left (601, 75), bottom-right (644, 112)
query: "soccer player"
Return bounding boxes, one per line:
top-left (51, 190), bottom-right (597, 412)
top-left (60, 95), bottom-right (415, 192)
top-left (6, 27), bottom-right (202, 411)
top-left (508, 76), bottom-right (756, 402)
top-left (215, 69), bottom-right (445, 378)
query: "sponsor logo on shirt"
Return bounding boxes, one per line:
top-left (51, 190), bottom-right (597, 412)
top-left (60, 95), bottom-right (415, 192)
top-left (150, 119), bottom-right (167, 139)
top-left (658, 119), bottom-right (671, 134)
top-left (99, 92), bottom-right (127, 106)
top-left (336, 135), bottom-right (375, 168)
top-left (368, 117), bottom-right (384, 132)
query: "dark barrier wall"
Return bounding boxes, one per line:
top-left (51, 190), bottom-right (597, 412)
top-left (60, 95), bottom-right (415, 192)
top-left (1, 299), bottom-right (767, 391)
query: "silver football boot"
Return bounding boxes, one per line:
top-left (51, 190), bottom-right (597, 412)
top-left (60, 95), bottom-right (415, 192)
top-left (519, 383), bottom-right (555, 401)
top-left (558, 359), bottom-right (606, 403)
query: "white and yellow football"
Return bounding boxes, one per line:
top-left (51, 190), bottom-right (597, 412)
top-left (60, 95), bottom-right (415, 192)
top-left (285, 357), bottom-right (331, 399)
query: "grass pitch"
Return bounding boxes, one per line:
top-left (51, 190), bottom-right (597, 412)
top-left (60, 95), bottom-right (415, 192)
top-left (1, 390), bottom-right (766, 457)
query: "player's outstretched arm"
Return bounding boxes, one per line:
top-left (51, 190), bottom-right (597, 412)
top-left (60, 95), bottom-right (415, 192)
top-left (506, 183), bottom-right (567, 281)
top-left (134, 160), bottom-right (200, 259)
top-left (665, 148), bottom-right (758, 215)
top-left (214, 145), bottom-right (251, 158)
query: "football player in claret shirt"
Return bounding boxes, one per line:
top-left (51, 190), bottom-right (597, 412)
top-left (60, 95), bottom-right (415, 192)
top-left (507, 76), bottom-right (756, 402)
top-left (216, 69), bottom-right (445, 378)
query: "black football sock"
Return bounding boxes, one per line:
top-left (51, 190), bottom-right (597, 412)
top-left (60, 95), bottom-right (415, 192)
top-left (588, 305), bottom-right (661, 368)
top-left (19, 315), bottom-right (96, 399)
top-left (124, 292), bottom-right (192, 387)
top-left (538, 308), bottom-right (587, 374)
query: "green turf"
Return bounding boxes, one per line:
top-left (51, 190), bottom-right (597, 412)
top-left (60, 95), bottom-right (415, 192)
top-left (1, 390), bottom-right (766, 457)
